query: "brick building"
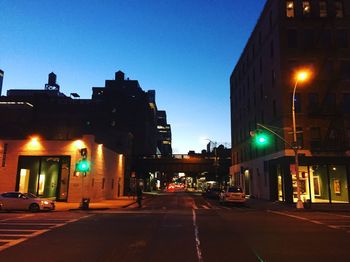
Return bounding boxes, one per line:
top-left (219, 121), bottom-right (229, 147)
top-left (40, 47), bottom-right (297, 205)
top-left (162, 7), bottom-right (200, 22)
top-left (230, 0), bottom-right (350, 204)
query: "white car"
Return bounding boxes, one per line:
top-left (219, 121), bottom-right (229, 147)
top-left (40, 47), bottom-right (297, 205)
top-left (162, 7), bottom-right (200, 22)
top-left (0, 192), bottom-right (55, 212)
top-left (219, 186), bottom-right (246, 204)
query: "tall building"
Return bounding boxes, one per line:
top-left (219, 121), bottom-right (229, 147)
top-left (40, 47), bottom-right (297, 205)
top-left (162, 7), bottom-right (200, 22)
top-left (230, 0), bottom-right (350, 204)
top-left (0, 69), bottom-right (4, 96)
top-left (156, 110), bottom-right (172, 156)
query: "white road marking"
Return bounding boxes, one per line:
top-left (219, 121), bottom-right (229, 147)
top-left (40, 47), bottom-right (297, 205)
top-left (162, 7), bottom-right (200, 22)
top-left (0, 215), bottom-right (92, 252)
top-left (192, 209), bottom-right (203, 262)
top-left (269, 211), bottom-right (350, 234)
top-left (201, 205), bottom-right (209, 209)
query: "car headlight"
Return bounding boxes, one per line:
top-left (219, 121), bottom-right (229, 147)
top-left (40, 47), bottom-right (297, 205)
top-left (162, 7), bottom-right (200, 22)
top-left (41, 200), bottom-right (49, 205)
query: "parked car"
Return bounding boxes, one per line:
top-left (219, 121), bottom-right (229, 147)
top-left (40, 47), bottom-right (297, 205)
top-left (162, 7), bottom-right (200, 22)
top-left (203, 188), bottom-right (221, 199)
top-left (0, 192), bottom-right (55, 212)
top-left (219, 186), bottom-right (246, 204)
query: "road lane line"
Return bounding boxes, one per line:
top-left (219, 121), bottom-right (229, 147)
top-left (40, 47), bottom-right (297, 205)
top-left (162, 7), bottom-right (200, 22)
top-left (202, 205), bottom-right (209, 209)
top-left (192, 209), bottom-right (203, 262)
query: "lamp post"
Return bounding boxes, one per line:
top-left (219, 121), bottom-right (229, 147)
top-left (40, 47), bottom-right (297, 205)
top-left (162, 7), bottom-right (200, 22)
top-left (292, 70), bottom-right (309, 209)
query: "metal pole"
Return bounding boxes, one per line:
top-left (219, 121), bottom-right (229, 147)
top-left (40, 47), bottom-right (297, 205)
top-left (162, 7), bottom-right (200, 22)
top-left (292, 80), bottom-right (303, 209)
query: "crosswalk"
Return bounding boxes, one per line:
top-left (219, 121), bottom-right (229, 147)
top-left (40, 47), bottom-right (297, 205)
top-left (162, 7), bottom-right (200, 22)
top-left (0, 214), bottom-right (91, 252)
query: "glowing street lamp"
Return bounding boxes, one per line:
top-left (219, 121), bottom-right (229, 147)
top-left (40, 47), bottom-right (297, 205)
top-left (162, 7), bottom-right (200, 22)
top-left (292, 69), bottom-right (310, 209)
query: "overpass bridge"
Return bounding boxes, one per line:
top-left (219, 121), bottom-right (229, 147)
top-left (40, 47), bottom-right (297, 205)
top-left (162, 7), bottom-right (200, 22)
top-left (132, 154), bottom-right (230, 174)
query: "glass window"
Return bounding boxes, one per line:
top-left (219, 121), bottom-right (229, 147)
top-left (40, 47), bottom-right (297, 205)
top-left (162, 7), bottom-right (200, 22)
top-left (335, 1), bottom-right (344, 18)
top-left (286, 1), bottom-right (295, 18)
top-left (336, 29), bottom-right (348, 48)
top-left (303, 1), bottom-right (311, 16)
top-left (343, 93), bottom-right (350, 113)
top-left (318, 30), bottom-right (332, 48)
top-left (329, 165), bottom-right (349, 203)
top-left (310, 127), bottom-right (321, 150)
top-left (324, 93), bottom-right (336, 112)
top-left (340, 61), bottom-right (350, 80)
top-left (303, 29), bottom-right (314, 48)
top-left (287, 29), bottom-right (298, 48)
top-left (308, 93), bottom-right (319, 108)
top-left (310, 165), bottom-right (329, 203)
top-left (319, 1), bottom-right (327, 17)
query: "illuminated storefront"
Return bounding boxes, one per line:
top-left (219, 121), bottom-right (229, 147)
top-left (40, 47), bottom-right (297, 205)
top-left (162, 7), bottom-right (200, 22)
top-left (0, 135), bottom-right (125, 202)
top-left (272, 156), bottom-right (350, 204)
top-left (16, 156), bottom-right (70, 201)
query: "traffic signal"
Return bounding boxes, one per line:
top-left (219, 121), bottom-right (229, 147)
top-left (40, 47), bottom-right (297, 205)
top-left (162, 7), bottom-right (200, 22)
top-left (250, 130), bottom-right (270, 147)
top-left (75, 159), bottom-right (91, 173)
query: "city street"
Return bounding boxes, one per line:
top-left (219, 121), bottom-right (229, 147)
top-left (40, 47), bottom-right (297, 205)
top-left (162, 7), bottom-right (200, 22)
top-left (0, 192), bottom-right (350, 262)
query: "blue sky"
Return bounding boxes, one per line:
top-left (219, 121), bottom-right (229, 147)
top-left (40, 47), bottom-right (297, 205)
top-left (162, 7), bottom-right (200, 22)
top-left (0, 0), bottom-right (265, 153)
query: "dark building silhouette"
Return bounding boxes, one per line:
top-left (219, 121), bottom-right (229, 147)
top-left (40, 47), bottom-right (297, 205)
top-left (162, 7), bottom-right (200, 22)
top-left (230, 0), bottom-right (350, 204)
top-left (0, 69), bottom-right (3, 96)
top-left (91, 70), bottom-right (171, 156)
top-left (156, 110), bottom-right (172, 156)
top-left (0, 71), bottom-right (172, 195)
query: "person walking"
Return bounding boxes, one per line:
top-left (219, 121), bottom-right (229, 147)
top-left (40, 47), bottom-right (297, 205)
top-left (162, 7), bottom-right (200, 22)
top-left (136, 185), bottom-right (143, 208)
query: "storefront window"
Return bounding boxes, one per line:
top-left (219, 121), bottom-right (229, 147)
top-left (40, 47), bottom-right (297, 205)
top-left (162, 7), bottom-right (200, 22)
top-left (329, 165), bottom-right (349, 203)
top-left (16, 156), bottom-right (70, 201)
top-left (309, 165), bottom-right (329, 203)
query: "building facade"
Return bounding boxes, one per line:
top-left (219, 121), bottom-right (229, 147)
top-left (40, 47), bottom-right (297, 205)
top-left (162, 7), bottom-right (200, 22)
top-left (230, 0), bottom-right (350, 204)
top-left (0, 135), bottom-right (125, 202)
top-left (0, 71), bottom-right (171, 200)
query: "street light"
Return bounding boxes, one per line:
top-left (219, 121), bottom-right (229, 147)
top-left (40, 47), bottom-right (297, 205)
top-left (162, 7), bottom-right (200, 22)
top-left (292, 69), bottom-right (310, 209)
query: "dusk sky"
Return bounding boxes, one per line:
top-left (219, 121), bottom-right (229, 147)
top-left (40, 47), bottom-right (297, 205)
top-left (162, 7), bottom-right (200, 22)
top-left (0, 0), bottom-right (266, 154)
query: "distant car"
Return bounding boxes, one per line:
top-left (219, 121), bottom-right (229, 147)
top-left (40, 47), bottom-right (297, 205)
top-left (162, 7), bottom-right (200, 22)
top-left (203, 188), bottom-right (221, 199)
top-left (0, 192), bottom-right (55, 212)
top-left (219, 186), bottom-right (246, 204)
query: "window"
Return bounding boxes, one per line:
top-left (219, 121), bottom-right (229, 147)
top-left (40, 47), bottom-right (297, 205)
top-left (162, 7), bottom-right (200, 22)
top-left (336, 29), bottom-right (348, 48)
top-left (308, 93), bottom-right (319, 112)
top-left (343, 94), bottom-right (350, 113)
top-left (335, 1), bottom-right (344, 18)
top-left (319, 1), bottom-right (327, 17)
top-left (310, 127), bottom-right (321, 150)
top-left (340, 61), bottom-right (350, 80)
top-left (324, 93), bottom-right (336, 112)
top-left (286, 1), bottom-right (295, 18)
top-left (303, 1), bottom-right (311, 16)
top-left (303, 29), bottom-right (314, 48)
top-left (287, 29), bottom-right (298, 48)
top-left (102, 178), bottom-right (105, 189)
top-left (318, 30), bottom-right (332, 48)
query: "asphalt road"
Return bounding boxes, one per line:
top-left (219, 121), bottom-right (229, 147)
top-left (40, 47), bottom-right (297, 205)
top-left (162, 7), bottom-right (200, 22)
top-left (0, 192), bottom-right (350, 262)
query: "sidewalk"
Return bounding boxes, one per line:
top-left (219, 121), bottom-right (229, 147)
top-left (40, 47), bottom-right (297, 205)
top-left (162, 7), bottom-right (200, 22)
top-left (54, 196), bottom-right (137, 211)
top-left (245, 198), bottom-right (350, 212)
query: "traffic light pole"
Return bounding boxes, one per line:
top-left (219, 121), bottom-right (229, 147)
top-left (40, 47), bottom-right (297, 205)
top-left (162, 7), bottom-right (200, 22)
top-left (255, 123), bottom-right (303, 209)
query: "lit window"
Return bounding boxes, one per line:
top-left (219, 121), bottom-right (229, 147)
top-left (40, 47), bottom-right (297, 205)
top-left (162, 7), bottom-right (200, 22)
top-left (286, 1), bottom-right (294, 18)
top-left (319, 1), bottom-right (327, 17)
top-left (303, 1), bottom-right (311, 16)
top-left (335, 1), bottom-right (344, 18)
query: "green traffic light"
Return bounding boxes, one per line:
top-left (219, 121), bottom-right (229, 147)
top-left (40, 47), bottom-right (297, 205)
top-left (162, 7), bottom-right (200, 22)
top-left (255, 133), bottom-right (269, 146)
top-left (76, 159), bottom-right (90, 172)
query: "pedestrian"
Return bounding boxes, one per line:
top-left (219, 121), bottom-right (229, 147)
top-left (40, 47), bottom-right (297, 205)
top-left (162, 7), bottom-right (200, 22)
top-left (136, 186), bottom-right (143, 208)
